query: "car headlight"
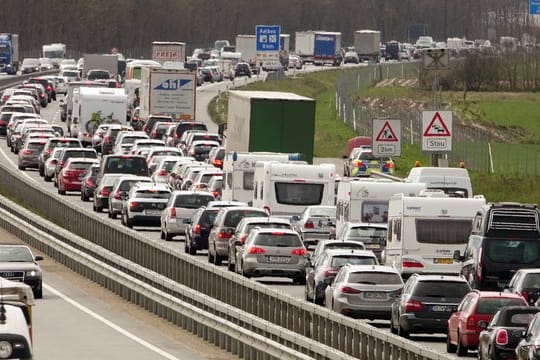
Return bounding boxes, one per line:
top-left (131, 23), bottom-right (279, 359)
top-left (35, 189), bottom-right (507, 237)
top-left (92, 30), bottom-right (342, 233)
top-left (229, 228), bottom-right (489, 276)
top-left (0, 341), bottom-right (13, 358)
top-left (26, 270), bottom-right (40, 277)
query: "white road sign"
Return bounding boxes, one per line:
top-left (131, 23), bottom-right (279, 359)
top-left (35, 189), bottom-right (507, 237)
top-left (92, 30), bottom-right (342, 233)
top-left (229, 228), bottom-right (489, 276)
top-left (372, 119), bottom-right (401, 157)
top-left (422, 111), bottom-right (452, 151)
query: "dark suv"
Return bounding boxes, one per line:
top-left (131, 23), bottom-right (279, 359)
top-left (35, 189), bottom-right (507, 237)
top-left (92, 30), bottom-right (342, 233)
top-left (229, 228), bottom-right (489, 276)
top-left (184, 207), bottom-right (220, 255)
top-left (459, 202), bottom-right (540, 291)
top-left (390, 274), bottom-right (471, 338)
top-left (234, 62), bottom-right (252, 78)
top-left (166, 122), bottom-right (208, 147)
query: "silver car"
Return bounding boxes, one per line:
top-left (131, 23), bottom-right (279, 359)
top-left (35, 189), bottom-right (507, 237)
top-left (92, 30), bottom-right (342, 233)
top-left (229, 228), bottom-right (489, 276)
top-left (292, 205), bottom-right (336, 247)
top-left (235, 228), bottom-right (308, 284)
top-left (121, 183), bottom-right (171, 228)
top-left (17, 138), bottom-right (48, 170)
top-left (325, 264), bottom-right (403, 320)
top-left (43, 147), bottom-right (63, 181)
top-left (107, 175), bottom-right (152, 219)
top-left (335, 222), bottom-right (387, 261)
top-left (310, 239), bottom-right (366, 265)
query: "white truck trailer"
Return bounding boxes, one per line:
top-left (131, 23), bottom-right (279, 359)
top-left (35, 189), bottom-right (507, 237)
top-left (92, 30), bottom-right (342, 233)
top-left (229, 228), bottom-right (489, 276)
top-left (354, 30), bottom-right (381, 62)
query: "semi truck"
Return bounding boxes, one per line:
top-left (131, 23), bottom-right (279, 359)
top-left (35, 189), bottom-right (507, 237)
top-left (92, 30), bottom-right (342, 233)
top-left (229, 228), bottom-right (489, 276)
top-left (0, 33), bottom-right (19, 74)
top-left (152, 41), bottom-right (186, 66)
top-left (42, 43), bottom-right (66, 67)
top-left (295, 31), bottom-right (315, 62)
top-left (139, 67), bottom-right (196, 121)
top-left (226, 90), bottom-right (316, 163)
top-left (354, 30), bottom-right (381, 62)
top-left (313, 31), bottom-right (342, 66)
top-left (83, 54), bottom-right (118, 79)
top-left (235, 34), bottom-right (257, 70)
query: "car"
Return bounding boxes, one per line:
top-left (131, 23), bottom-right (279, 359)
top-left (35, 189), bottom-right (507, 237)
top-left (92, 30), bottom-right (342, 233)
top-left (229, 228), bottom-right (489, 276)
top-left (100, 125), bottom-right (133, 155)
top-left (121, 183), bottom-right (171, 228)
top-left (17, 137), bottom-right (48, 170)
top-left (93, 174), bottom-right (124, 212)
top-left (150, 156), bottom-right (185, 184)
top-left (19, 82), bottom-right (48, 107)
top-left (506, 269), bottom-right (540, 305)
top-left (179, 164), bottom-right (216, 190)
top-left (165, 122), bottom-right (208, 148)
top-left (477, 306), bottom-right (540, 360)
top-left (142, 114), bottom-right (174, 135)
top-left (20, 58), bottom-right (40, 74)
top-left (27, 78), bottom-right (55, 102)
top-left (91, 124), bottom-right (113, 152)
top-left (288, 55), bottom-right (302, 70)
top-left (515, 312), bottom-right (540, 360)
top-left (9, 120), bottom-right (48, 152)
top-left (57, 158), bottom-right (99, 195)
top-left (234, 228), bottom-right (308, 283)
top-left (184, 207), bottom-right (220, 255)
top-left (38, 137), bottom-right (82, 176)
top-left (390, 274), bottom-right (472, 338)
top-left (447, 290), bottom-right (528, 355)
top-left (206, 175), bottom-right (223, 200)
top-left (96, 154), bottom-right (149, 185)
top-left (80, 164), bottom-right (100, 201)
top-left (43, 147), bottom-right (63, 182)
top-left (149, 121), bottom-right (175, 140)
top-left (0, 244), bottom-right (43, 298)
top-left (208, 206), bottom-right (269, 265)
top-left (13, 126), bottom-right (56, 154)
top-left (129, 139), bottom-right (166, 155)
top-left (167, 159), bottom-right (199, 190)
top-left (112, 131), bottom-right (149, 154)
top-left (234, 62), bottom-right (252, 78)
top-left (324, 265), bottom-right (403, 319)
top-left (107, 175), bottom-right (153, 219)
top-left (292, 205), bottom-right (336, 247)
top-left (227, 216), bottom-right (293, 272)
top-left (334, 222), bottom-right (387, 261)
top-left (185, 140), bottom-right (220, 162)
top-left (207, 146), bottom-right (225, 169)
top-left (309, 239), bottom-right (367, 265)
top-left (160, 190), bottom-right (215, 241)
top-left (349, 149), bottom-right (395, 176)
top-left (60, 69), bottom-right (80, 83)
top-left (54, 148), bottom-right (98, 184)
top-left (38, 58), bottom-right (53, 71)
top-left (181, 132), bottom-right (222, 153)
top-left (145, 147), bottom-right (184, 170)
top-left (306, 248), bottom-right (379, 305)
top-left (343, 51), bottom-right (359, 64)
top-left (87, 69), bottom-right (111, 80)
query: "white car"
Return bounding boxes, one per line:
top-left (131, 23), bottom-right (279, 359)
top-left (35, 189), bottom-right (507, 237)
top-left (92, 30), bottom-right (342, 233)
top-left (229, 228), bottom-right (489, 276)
top-left (43, 147), bottom-right (63, 182)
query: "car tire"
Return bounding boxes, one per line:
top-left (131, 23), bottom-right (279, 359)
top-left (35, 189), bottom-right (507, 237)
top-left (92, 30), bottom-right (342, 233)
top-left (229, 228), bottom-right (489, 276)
top-left (165, 231), bottom-right (173, 241)
top-left (397, 323), bottom-right (410, 339)
top-left (214, 253), bottom-right (222, 266)
top-left (227, 258), bottom-right (235, 271)
top-left (188, 242), bottom-right (196, 255)
top-left (293, 275), bottom-right (306, 285)
top-left (18, 164), bottom-right (25, 170)
top-left (110, 212), bottom-right (117, 220)
top-left (208, 249), bottom-right (215, 264)
top-left (58, 188), bottom-right (66, 195)
top-left (446, 331), bottom-right (457, 353)
top-left (34, 285), bottom-right (43, 299)
top-left (456, 333), bottom-right (468, 356)
top-left (125, 217), bottom-right (133, 229)
top-left (184, 242), bottom-right (189, 254)
top-left (39, 166), bottom-right (44, 176)
top-left (241, 264), bottom-right (251, 278)
top-left (44, 174), bottom-right (51, 182)
top-left (390, 316), bottom-right (398, 334)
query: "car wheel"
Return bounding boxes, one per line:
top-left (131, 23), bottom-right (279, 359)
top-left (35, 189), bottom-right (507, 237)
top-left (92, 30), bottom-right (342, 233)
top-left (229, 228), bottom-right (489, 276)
top-left (208, 246), bottom-right (215, 263)
top-left (165, 231), bottom-right (173, 241)
top-left (456, 333), bottom-right (468, 356)
top-left (58, 187), bottom-right (66, 195)
top-left (446, 331), bottom-right (457, 353)
top-left (39, 166), bottom-right (44, 176)
top-left (184, 242), bottom-right (189, 253)
top-left (293, 275), bottom-right (306, 285)
top-left (18, 164), bottom-right (25, 170)
top-left (214, 253), bottom-right (222, 266)
top-left (110, 211), bottom-right (117, 220)
top-left (241, 263), bottom-right (251, 278)
top-left (120, 213), bottom-right (126, 225)
top-left (44, 174), bottom-right (51, 182)
top-left (125, 217), bottom-right (133, 229)
top-left (81, 191), bottom-right (89, 202)
top-left (33, 285), bottom-right (43, 299)
top-left (390, 315), bottom-right (398, 334)
top-left (188, 242), bottom-right (196, 255)
top-left (397, 323), bottom-right (410, 339)
top-left (96, 205), bottom-right (103, 212)
top-left (227, 257), bottom-right (235, 271)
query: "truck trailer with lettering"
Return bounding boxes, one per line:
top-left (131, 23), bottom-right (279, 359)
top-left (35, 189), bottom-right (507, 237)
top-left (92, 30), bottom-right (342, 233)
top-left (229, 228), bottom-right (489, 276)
top-left (313, 31), bottom-right (342, 66)
top-left (226, 90), bottom-right (315, 163)
top-left (152, 41), bottom-right (186, 66)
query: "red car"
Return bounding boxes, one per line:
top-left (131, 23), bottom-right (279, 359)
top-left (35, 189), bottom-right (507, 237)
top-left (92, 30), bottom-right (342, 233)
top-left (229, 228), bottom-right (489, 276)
top-left (447, 290), bottom-right (527, 356)
top-left (57, 158), bottom-right (99, 195)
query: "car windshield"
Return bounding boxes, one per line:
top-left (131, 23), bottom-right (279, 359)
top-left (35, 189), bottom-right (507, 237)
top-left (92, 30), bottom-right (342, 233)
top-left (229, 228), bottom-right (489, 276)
top-left (486, 239), bottom-right (540, 265)
top-left (414, 281), bottom-right (470, 298)
top-left (330, 255), bottom-right (377, 267)
top-left (348, 272), bottom-right (402, 285)
top-left (0, 247), bottom-right (33, 262)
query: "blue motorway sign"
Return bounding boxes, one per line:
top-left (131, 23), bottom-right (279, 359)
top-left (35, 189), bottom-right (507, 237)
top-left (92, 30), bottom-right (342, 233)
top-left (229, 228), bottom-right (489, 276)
top-left (531, 0), bottom-right (540, 14)
top-left (256, 25), bottom-right (281, 51)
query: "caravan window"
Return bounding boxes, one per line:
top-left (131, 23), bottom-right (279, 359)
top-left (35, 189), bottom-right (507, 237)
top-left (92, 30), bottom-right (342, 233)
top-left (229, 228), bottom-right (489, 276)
top-left (416, 219), bottom-right (472, 244)
top-left (243, 171), bottom-right (254, 190)
top-left (275, 183), bottom-right (323, 206)
top-left (361, 201), bottom-right (388, 223)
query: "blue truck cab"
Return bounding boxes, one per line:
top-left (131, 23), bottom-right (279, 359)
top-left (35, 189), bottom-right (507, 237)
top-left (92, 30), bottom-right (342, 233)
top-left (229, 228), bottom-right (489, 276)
top-left (0, 33), bottom-right (19, 75)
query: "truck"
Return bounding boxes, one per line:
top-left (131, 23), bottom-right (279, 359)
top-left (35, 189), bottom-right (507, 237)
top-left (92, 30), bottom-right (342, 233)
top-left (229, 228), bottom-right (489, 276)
top-left (152, 41), bottom-right (186, 66)
top-left (42, 43), bottom-right (66, 67)
top-left (82, 54), bottom-right (118, 79)
top-left (69, 87), bottom-right (128, 146)
top-left (139, 67), bottom-right (196, 122)
top-left (354, 30), bottom-right (381, 62)
top-left (295, 31), bottom-right (316, 62)
top-left (280, 34), bottom-right (291, 67)
top-left (235, 35), bottom-right (257, 69)
top-left (313, 31), bottom-right (342, 66)
top-left (0, 33), bottom-right (19, 74)
top-left (226, 90), bottom-right (316, 163)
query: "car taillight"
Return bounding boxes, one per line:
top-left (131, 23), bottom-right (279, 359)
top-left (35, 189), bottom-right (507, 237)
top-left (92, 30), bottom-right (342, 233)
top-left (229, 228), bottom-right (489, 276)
top-left (143, 126), bottom-right (148, 133)
top-left (521, 290), bottom-right (530, 303)
top-left (0, 120), bottom-right (5, 126)
top-left (291, 248), bottom-right (307, 256)
top-left (340, 286), bottom-right (362, 294)
top-left (114, 191), bottom-right (122, 200)
top-left (129, 201), bottom-right (140, 210)
top-left (212, 191), bottom-right (219, 198)
top-left (239, 234), bottom-right (247, 244)
top-left (248, 246), bottom-right (265, 254)
top-left (304, 221), bottom-right (314, 229)
top-left (47, 148), bottom-right (52, 155)
top-left (405, 300), bottom-right (425, 312)
top-left (213, 159), bottom-right (222, 167)
top-left (323, 268), bottom-right (339, 277)
top-left (217, 230), bottom-right (232, 239)
top-left (46, 85), bottom-right (52, 91)
top-left (39, 93), bottom-right (45, 98)
top-left (151, 131), bottom-right (157, 138)
top-left (170, 208), bottom-right (176, 217)
top-left (157, 169), bottom-right (167, 176)
top-left (495, 329), bottom-right (508, 345)
top-left (466, 315), bottom-right (477, 330)
top-left (22, 149), bottom-right (32, 155)
top-left (104, 136), bottom-right (110, 144)
top-left (86, 178), bottom-right (94, 187)
top-left (402, 260), bottom-right (424, 268)
top-left (174, 133), bottom-right (178, 138)
top-left (194, 224), bottom-right (201, 234)
top-left (100, 188), bottom-right (110, 197)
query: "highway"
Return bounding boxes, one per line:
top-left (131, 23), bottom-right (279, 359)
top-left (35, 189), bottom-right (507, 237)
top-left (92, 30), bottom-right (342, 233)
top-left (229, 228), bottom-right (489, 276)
top-left (0, 68), bottom-right (468, 358)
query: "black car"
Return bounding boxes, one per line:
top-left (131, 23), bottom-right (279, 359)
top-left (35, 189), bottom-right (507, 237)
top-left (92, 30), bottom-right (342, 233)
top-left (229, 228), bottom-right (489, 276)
top-left (390, 274), bottom-right (471, 338)
top-left (80, 164), bottom-right (99, 202)
top-left (234, 62), bottom-right (252, 78)
top-left (184, 207), bottom-right (220, 255)
top-left (478, 306), bottom-right (540, 360)
top-left (515, 312), bottom-right (540, 360)
top-left (0, 244), bottom-right (43, 298)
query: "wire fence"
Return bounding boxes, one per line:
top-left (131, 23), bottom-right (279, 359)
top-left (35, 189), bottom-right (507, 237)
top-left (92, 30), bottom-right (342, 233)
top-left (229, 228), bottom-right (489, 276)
top-left (335, 61), bottom-right (540, 175)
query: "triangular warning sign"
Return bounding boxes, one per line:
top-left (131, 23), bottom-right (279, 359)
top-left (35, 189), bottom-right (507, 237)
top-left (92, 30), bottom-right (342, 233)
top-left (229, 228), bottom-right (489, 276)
top-left (375, 121), bottom-right (398, 142)
top-left (423, 112), bottom-right (451, 137)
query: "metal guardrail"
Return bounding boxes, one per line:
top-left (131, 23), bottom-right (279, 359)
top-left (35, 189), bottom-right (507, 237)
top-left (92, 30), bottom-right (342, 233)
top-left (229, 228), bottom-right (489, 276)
top-left (0, 69), bottom-right (58, 91)
top-left (0, 161), bottom-right (452, 360)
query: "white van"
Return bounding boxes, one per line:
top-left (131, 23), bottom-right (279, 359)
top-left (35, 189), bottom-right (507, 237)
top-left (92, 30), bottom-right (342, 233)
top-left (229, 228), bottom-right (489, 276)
top-left (252, 161), bottom-right (335, 217)
top-left (70, 87), bottom-right (128, 146)
top-left (405, 167), bottom-right (473, 198)
top-left (335, 178), bottom-right (426, 233)
top-left (221, 151), bottom-right (302, 203)
top-left (382, 191), bottom-right (486, 277)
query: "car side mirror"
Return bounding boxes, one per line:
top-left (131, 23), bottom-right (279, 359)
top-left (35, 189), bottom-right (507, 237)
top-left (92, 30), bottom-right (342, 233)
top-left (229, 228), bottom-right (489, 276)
top-left (35, 255), bottom-right (44, 261)
top-left (478, 320), bottom-right (488, 330)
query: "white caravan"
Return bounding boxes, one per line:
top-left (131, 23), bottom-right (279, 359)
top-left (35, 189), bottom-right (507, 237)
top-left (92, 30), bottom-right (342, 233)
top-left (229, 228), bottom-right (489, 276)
top-left (70, 87), bottom-right (128, 146)
top-left (252, 161), bottom-right (335, 218)
top-left (335, 178), bottom-right (426, 233)
top-left (222, 152), bottom-right (303, 203)
top-left (383, 190), bottom-right (486, 277)
top-left (405, 166), bottom-right (473, 198)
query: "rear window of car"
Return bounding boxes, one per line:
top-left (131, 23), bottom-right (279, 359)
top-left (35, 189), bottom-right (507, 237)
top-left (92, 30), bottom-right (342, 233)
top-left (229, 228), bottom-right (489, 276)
top-left (330, 255), bottom-right (377, 267)
top-left (119, 179), bottom-right (151, 191)
top-left (174, 194), bottom-right (214, 209)
top-left (245, 222), bottom-right (291, 234)
top-left (104, 156), bottom-right (148, 176)
top-left (486, 239), bottom-right (540, 265)
top-left (65, 150), bottom-right (97, 159)
top-left (135, 190), bottom-right (170, 199)
top-left (176, 123), bottom-right (208, 137)
top-left (28, 142), bottom-right (46, 151)
top-left (198, 209), bottom-right (219, 226)
top-left (275, 183), bottom-right (324, 206)
top-left (51, 139), bottom-right (81, 148)
top-left (414, 281), bottom-right (470, 298)
top-left (477, 298), bottom-right (526, 315)
top-left (224, 210), bottom-right (268, 227)
top-left (324, 243), bottom-right (365, 251)
top-left (348, 272), bottom-right (402, 285)
top-left (254, 233), bottom-right (302, 247)
top-left (69, 162), bottom-right (95, 170)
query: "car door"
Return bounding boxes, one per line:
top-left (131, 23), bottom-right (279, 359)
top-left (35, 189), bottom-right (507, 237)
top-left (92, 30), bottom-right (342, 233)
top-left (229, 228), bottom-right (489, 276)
top-left (448, 294), bottom-right (474, 344)
top-left (517, 316), bottom-right (540, 360)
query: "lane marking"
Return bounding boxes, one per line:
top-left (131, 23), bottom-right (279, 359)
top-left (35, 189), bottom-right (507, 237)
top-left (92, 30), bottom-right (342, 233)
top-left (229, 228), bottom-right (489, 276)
top-left (43, 283), bottom-right (182, 360)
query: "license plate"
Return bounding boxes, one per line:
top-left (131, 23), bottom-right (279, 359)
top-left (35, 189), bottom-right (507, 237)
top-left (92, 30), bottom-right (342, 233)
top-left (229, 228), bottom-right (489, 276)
top-left (363, 292), bottom-right (387, 300)
top-left (430, 305), bottom-right (453, 312)
top-left (364, 244), bottom-right (380, 249)
top-left (434, 258), bottom-right (453, 264)
top-left (266, 256), bottom-right (289, 263)
top-left (146, 209), bottom-right (161, 215)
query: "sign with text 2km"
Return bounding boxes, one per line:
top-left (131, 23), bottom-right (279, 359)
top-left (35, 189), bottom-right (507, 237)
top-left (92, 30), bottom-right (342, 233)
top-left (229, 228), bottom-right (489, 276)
top-left (256, 25), bottom-right (281, 51)
top-left (422, 111), bottom-right (452, 151)
top-left (372, 119), bottom-right (401, 157)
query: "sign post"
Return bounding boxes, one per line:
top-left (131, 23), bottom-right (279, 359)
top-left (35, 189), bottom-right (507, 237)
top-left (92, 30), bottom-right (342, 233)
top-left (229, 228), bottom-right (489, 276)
top-left (372, 119), bottom-right (401, 157)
